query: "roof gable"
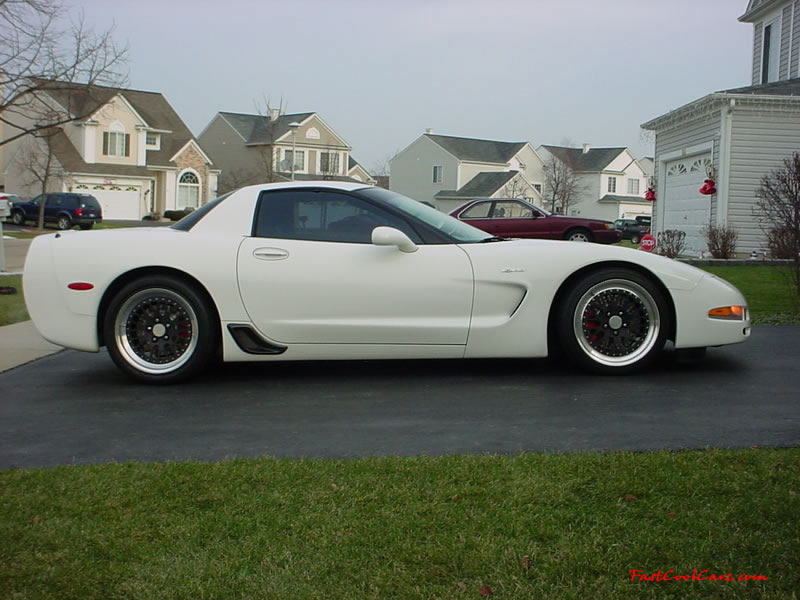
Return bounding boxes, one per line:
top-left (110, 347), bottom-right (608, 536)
top-left (435, 171), bottom-right (518, 198)
top-left (217, 111), bottom-right (317, 145)
top-left (425, 134), bottom-right (526, 163)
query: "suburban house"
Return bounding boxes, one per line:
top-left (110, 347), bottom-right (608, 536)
top-left (536, 144), bottom-right (652, 221)
top-left (389, 132), bottom-right (546, 213)
top-left (0, 81), bottom-right (219, 220)
top-left (640, 0), bottom-right (800, 256)
top-left (198, 111), bottom-right (372, 194)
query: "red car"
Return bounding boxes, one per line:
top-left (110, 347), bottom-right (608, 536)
top-left (450, 198), bottom-right (621, 243)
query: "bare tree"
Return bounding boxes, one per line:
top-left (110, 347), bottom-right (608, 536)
top-left (542, 152), bottom-right (584, 214)
top-left (499, 174), bottom-right (533, 201)
top-left (369, 149), bottom-right (399, 178)
top-left (0, 0), bottom-right (128, 146)
top-left (14, 127), bottom-right (67, 229)
top-left (756, 152), bottom-right (800, 296)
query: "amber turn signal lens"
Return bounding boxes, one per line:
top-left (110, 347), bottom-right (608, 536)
top-left (708, 306), bottom-right (745, 320)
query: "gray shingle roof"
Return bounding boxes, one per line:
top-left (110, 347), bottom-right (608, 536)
top-left (598, 194), bottom-right (651, 205)
top-left (434, 171), bottom-right (517, 198)
top-left (540, 145), bottom-right (627, 172)
top-left (219, 111), bottom-right (316, 144)
top-left (49, 129), bottom-right (153, 176)
top-left (721, 77), bottom-right (800, 96)
top-left (425, 134), bottom-right (526, 163)
top-left (40, 80), bottom-right (199, 167)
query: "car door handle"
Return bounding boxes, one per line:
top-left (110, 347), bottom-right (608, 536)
top-left (253, 247), bottom-right (289, 261)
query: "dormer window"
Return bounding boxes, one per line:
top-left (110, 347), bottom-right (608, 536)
top-left (103, 122), bottom-right (130, 157)
top-left (146, 133), bottom-right (161, 150)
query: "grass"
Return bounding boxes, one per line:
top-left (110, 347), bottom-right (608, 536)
top-left (701, 266), bottom-right (799, 324)
top-left (0, 274), bottom-right (28, 326)
top-left (2, 220), bottom-right (132, 239)
top-left (1, 449), bottom-right (798, 600)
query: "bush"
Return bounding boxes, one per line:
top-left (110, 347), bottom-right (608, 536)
top-left (656, 230), bottom-right (686, 259)
top-left (164, 208), bottom-right (194, 221)
top-left (766, 226), bottom-right (799, 259)
top-left (702, 222), bottom-right (738, 259)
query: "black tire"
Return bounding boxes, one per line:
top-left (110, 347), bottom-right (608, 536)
top-left (79, 223), bottom-right (94, 230)
top-left (103, 276), bottom-right (219, 384)
top-left (555, 268), bottom-right (670, 374)
top-left (11, 210), bottom-right (24, 226)
top-left (56, 215), bottom-right (72, 230)
top-left (631, 234), bottom-right (641, 245)
top-left (565, 228), bottom-right (593, 243)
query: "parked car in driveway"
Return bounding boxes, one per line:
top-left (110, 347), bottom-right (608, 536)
top-left (9, 192), bottom-right (103, 230)
top-left (614, 217), bottom-right (651, 244)
top-left (23, 181), bottom-right (750, 383)
top-left (449, 198), bottom-right (621, 243)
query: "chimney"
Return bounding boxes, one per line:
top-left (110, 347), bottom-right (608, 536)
top-left (425, 128), bottom-right (434, 134)
top-left (269, 108), bottom-right (280, 121)
top-left (582, 143), bottom-right (591, 154)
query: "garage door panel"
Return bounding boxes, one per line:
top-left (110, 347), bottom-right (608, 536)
top-left (663, 156), bottom-right (711, 256)
top-left (82, 187), bottom-right (142, 220)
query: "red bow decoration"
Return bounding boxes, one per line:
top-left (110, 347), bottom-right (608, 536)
top-left (699, 179), bottom-right (717, 195)
top-left (644, 187), bottom-right (655, 202)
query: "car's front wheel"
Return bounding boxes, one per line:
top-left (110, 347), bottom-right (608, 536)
top-left (11, 210), bottom-right (24, 225)
top-left (103, 276), bottom-right (219, 383)
top-left (631, 234), bottom-right (641, 245)
top-left (556, 268), bottom-right (670, 374)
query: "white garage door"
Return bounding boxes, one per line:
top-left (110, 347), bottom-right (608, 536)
top-left (84, 186), bottom-right (142, 220)
top-left (662, 156), bottom-right (711, 256)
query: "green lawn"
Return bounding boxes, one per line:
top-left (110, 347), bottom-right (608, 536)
top-left (1, 449), bottom-right (797, 600)
top-left (0, 275), bottom-right (28, 326)
top-left (701, 266), bottom-right (799, 324)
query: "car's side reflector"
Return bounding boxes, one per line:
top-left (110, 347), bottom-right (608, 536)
top-left (708, 305), bottom-right (745, 320)
top-left (67, 282), bottom-right (94, 291)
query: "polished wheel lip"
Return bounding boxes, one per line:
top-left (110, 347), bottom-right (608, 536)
top-left (114, 287), bottom-right (199, 375)
top-left (568, 231), bottom-right (590, 242)
top-left (572, 278), bottom-right (660, 367)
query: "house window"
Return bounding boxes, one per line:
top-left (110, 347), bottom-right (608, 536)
top-left (145, 134), bottom-right (160, 149)
top-left (285, 150), bottom-right (305, 171)
top-left (533, 183), bottom-right (542, 194)
top-left (177, 171), bottom-right (201, 209)
top-left (103, 124), bottom-right (130, 157)
top-left (608, 176), bottom-right (617, 193)
top-left (433, 165), bottom-right (443, 183)
top-left (320, 152), bottom-right (340, 174)
top-left (627, 179), bottom-right (640, 194)
top-left (762, 20), bottom-right (780, 83)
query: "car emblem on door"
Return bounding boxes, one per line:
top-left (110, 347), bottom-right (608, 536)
top-left (501, 267), bottom-right (524, 273)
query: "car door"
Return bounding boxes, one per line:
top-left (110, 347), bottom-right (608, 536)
top-left (43, 194), bottom-right (61, 224)
top-left (455, 200), bottom-right (497, 234)
top-left (488, 200), bottom-right (541, 238)
top-left (237, 188), bottom-right (474, 345)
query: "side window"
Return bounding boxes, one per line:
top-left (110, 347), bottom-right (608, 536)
top-left (459, 202), bottom-right (492, 219)
top-left (254, 190), bottom-right (422, 244)
top-left (31, 195), bottom-right (42, 206)
top-left (45, 194), bottom-right (59, 206)
top-left (492, 201), bottom-right (533, 218)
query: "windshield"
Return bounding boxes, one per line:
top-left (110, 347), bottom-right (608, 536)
top-left (358, 187), bottom-right (489, 243)
top-left (171, 191), bottom-right (234, 231)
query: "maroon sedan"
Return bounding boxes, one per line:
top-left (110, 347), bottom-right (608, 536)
top-left (450, 198), bottom-right (621, 243)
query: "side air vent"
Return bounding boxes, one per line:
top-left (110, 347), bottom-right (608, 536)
top-left (227, 325), bottom-right (287, 355)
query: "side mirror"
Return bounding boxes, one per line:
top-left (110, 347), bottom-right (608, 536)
top-left (371, 226), bottom-right (418, 253)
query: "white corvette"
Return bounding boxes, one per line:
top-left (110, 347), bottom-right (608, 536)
top-left (23, 181), bottom-right (750, 383)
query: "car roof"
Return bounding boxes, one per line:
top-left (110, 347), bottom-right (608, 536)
top-left (236, 180), bottom-right (373, 195)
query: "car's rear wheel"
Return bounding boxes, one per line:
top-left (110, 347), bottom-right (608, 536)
top-left (56, 215), bottom-right (72, 230)
top-left (566, 228), bottom-right (592, 242)
top-left (103, 276), bottom-right (218, 384)
top-left (11, 210), bottom-right (24, 225)
top-left (556, 268), bottom-right (670, 374)
top-left (631, 234), bottom-right (641, 245)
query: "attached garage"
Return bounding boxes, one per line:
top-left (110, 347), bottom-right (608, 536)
top-left (76, 184), bottom-right (143, 220)
top-left (661, 155), bottom-right (712, 256)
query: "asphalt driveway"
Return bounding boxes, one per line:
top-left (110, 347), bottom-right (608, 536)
top-left (1, 325), bottom-right (798, 469)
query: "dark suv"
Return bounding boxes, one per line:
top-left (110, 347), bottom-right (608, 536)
top-left (614, 216), bottom-right (651, 244)
top-left (9, 193), bottom-right (103, 230)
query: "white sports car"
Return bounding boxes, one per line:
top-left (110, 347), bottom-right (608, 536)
top-left (23, 181), bottom-right (750, 383)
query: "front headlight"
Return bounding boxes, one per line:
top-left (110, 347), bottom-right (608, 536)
top-left (708, 305), bottom-right (747, 320)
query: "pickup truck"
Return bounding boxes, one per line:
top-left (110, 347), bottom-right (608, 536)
top-left (614, 216), bottom-right (651, 244)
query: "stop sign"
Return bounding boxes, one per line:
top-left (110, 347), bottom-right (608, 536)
top-left (640, 233), bottom-right (656, 252)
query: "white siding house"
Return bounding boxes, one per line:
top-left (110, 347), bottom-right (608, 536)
top-left (390, 132), bottom-right (546, 212)
top-left (641, 0), bottom-right (800, 257)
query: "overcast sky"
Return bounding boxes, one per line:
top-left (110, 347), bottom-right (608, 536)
top-left (75, 0), bottom-right (753, 172)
